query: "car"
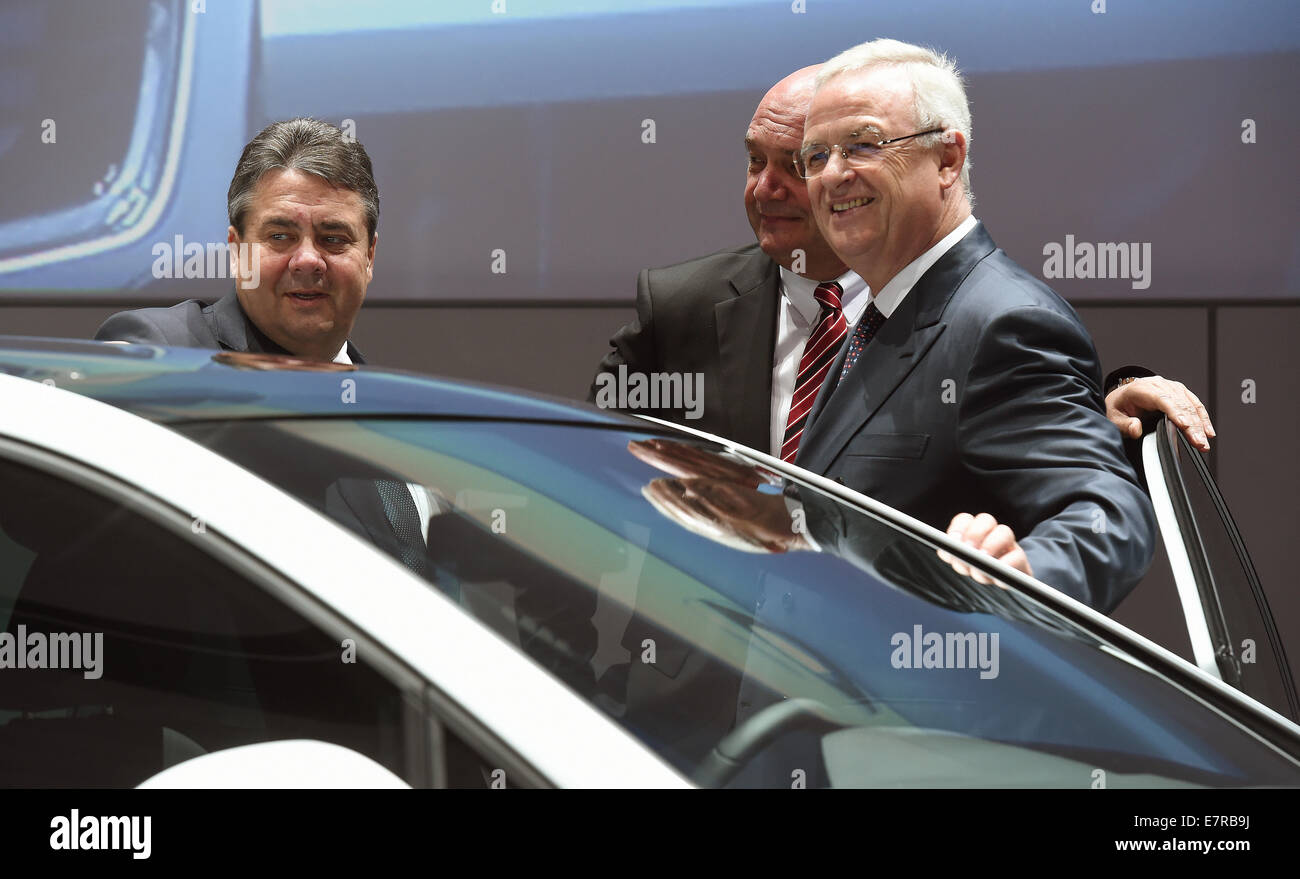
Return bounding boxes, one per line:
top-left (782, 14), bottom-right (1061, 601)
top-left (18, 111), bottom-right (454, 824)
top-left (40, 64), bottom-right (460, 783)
top-left (0, 336), bottom-right (1296, 788)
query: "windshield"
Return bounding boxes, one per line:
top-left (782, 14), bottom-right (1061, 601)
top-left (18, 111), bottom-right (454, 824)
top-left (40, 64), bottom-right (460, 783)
top-left (176, 417), bottom-right (1300, 788)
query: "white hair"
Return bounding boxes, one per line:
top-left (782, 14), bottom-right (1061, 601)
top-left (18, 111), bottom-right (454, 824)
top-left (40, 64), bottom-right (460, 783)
top-left (815, 39), bottom-right (973, 204)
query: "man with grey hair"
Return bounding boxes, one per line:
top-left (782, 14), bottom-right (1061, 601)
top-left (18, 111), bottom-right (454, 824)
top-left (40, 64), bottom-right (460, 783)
top-left (95, 117), bottom-right (378, 363)
top-left (592, 66), bottom-right (1212, 461)
top-left (792, 39), bottom-right (1156, 611)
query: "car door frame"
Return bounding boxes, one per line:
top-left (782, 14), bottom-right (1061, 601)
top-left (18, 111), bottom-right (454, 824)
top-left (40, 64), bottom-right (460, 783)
top-left (1142, 416), bottom-right (1300, 721)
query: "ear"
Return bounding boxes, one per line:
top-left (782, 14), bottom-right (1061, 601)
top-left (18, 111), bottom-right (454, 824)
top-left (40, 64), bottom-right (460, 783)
top-left (365, 233), bottom-right (377, 283)
top-left (936, 129), bottom-right (967, 191)
top-left (226, 225), bottom-right (241, 283)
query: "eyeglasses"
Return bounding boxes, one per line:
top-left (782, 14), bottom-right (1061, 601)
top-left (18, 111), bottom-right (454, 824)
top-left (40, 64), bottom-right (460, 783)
top-left (795, 128), bottom-right (946, 178)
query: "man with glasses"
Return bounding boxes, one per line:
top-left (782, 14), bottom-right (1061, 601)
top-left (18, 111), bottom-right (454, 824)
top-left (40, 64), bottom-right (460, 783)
top-left (788, 39), bottom-right (1154, 611)
top-left (590, 68), bottom-right (1212, 463)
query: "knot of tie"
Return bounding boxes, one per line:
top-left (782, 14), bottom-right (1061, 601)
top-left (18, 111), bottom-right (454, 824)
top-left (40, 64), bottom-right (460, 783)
top-left (814, 281), bottom-right (843, 313)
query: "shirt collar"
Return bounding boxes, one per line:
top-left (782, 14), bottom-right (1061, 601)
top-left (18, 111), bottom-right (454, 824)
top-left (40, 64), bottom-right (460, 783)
top-left (778, 266), bottom-right (870, 324)
top-left (333, 343), bottom-right (352, 365)
top-left (871, 214), bottom-right (978, 318)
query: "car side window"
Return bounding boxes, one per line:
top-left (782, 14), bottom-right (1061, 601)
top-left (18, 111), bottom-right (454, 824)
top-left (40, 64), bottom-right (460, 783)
top-left (0, 455), bottom-right (424, 787)
top-left (1161, 426), bottom-right (1299, 720)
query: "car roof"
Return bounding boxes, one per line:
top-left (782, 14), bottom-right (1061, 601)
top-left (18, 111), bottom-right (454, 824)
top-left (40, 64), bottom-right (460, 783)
top-left (0, 336), bottom-right (631, 426)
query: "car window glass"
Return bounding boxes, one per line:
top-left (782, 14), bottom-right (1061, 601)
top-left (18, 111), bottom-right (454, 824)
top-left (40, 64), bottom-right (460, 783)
top-left (1164, 427), bottom-right (1298, 719)
top-left (0, 455), bottom-right (422, 788)
top-left (179, 419), bottom-right (1300, 788)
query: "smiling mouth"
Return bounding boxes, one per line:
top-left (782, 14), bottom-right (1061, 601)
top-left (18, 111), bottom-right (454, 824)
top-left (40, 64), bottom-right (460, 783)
top-left (831, 197), bottom-right (874, 213)
top-left (286, 291), bottom-right (327, 302)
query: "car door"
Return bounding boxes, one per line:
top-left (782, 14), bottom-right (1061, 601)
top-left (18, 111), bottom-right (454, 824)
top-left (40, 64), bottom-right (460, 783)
top-left (0, 443), bottom-right (432, 787)
top-left (1141, 416), bottom-right (1299, 721)
top-left (0, 433), bottom-right (581, 789)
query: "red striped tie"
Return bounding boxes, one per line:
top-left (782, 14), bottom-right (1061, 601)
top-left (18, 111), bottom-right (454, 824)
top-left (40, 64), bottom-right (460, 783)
top-left (781, 281), bottom-right (847, 462)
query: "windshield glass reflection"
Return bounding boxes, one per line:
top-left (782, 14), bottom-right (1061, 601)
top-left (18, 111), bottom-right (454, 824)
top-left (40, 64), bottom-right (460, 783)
top-left (177, 418), bottom-right (1300, 788)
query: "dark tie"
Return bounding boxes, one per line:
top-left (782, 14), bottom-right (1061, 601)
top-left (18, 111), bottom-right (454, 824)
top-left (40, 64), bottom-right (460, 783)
top-left (781, 282), bottom-right (848, 462)
top-left (836, 302), bottom-right (886, 386)
top-left (375, 479), bottom-right (430, 577)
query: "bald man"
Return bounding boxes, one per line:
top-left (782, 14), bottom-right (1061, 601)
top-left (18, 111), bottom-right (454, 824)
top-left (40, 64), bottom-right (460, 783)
top-left (590, 66), bottom-right (1213, 461)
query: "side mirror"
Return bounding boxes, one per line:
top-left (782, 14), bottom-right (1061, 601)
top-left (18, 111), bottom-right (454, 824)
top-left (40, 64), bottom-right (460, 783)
top-left (137, 740), bottom-right (411, 789)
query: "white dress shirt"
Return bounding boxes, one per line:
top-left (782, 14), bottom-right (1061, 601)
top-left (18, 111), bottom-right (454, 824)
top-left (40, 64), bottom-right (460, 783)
top-left (769, 268), bottom-right (870, 457)
top-left (868, 215), bottom-right (978, 320)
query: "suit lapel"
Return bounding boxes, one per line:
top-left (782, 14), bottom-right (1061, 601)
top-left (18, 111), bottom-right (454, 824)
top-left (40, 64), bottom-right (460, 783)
top-left (796, 223), bottom-right (997, 473)
top-left (714, 253), bottom-right (779, 453)
top-left (796, 310), bottom-right (946, 472)
top-left (334, 478), bottom-right (402, 551)
top-left (208, 289), bottom-right (255, 352)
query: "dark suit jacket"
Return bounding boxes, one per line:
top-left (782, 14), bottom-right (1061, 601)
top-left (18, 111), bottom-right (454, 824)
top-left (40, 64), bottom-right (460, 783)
top-left (326, 478), bottom-right (436, 576)
top-left (94, 289), bottom-right (366, 363)
top-left (326, 478), bottom-right (597, 690)
top-left (797, 223), bottom-right (1155, 612)
top-left (590, 244), bottom-right (779, 452)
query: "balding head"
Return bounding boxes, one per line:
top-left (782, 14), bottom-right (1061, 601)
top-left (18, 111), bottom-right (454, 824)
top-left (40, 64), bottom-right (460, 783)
top-left (760, 65), bottom-right (821, 127)
top-left (744, 65), bottom-right (847, 281)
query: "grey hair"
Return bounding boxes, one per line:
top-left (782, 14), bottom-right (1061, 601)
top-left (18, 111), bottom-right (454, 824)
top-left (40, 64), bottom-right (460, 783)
top-left (227, 117), bottom-right (379, 241)
top-left (816, 39), bottom-right (973, 204)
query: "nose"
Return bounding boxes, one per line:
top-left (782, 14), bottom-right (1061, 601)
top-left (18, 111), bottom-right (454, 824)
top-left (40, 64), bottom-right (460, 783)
top-left (822, 146), bottom-right (854, 180)
top-left (288, 238), bottom-right (326, 275)
top-left (754, 164), bottom-right (788, 201)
